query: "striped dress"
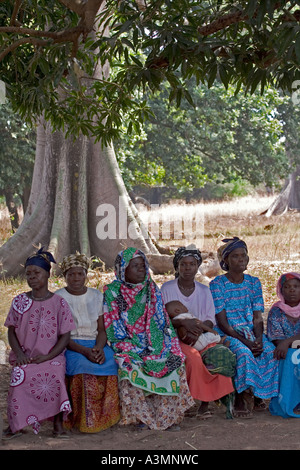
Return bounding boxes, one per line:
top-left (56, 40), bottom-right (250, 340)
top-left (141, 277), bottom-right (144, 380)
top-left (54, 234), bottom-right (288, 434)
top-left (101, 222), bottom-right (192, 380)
top-left (210, 274), bottom-right (279, 398)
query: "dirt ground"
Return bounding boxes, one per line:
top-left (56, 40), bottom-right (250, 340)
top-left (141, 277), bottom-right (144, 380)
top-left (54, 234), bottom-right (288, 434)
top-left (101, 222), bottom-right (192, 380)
top-left (1, 364), bottom-right (300, 452)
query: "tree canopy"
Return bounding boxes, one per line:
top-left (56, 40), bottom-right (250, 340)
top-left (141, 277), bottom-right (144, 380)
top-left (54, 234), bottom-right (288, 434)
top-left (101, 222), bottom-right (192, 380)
top-left (116, 81), bottom-right (290, 196)
top-left (1, 1), bottom-right (300, 144)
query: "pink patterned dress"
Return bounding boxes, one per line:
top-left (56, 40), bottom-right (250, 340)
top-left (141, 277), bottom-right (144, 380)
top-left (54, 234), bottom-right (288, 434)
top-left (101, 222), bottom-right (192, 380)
top-left (4, 293), bottom-right (75, 434)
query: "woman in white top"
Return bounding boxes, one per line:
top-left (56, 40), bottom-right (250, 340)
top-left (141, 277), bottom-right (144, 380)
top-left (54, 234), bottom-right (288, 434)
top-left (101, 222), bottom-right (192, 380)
top-left (161, 247), bottom-right (234, 419)
top-left (56, 253), bottom-right (119, 433)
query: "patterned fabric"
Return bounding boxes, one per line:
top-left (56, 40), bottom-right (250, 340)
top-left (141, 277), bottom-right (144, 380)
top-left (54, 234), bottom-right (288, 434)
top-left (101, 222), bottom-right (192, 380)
top-left (60, 252), bottom-right (90, 274)
top-left (217, 237), bottom-right (248, 271)
top-left (103, 248), bottom-right (185, 395)
top-left (267, 305), bottom-right (300, 341)
top-left (4, 293), bottom-right (74, 433)
top-left (117, 367), bottom-right (194, 430)
top-left (201, 344), bottom-right (236, 377)
top-left (65, 374), bottom-right (120, 432)
top-left (210, 274), bottom-right (279, 398)
top-left (173, 246), bottom-right (202, 277)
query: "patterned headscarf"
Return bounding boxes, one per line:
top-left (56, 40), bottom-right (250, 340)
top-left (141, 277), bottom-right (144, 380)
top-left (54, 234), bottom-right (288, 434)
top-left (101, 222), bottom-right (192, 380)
top-left (217, 237), bottom-right (248, 271)
top-left (103, 248), bottom-right (184, 392)
top-left (60, 252), bottom-right (90, 275)
top-left (173, 246), bottom-right (202, 278)
top-left (273, 272), bottom-right (300, 318)
top-left (114, 247), bottom-right (149, 284)
top-left (25, 247), bottom-right (56, 272)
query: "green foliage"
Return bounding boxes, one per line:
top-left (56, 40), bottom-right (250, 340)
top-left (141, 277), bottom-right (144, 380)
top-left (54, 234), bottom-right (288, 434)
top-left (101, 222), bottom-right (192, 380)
top-left (0, 103), bottom-right (35, 199)
top-left (115, 81), bottom-right (290, 192)
top-left (2, 1), bottom-right (300, 145)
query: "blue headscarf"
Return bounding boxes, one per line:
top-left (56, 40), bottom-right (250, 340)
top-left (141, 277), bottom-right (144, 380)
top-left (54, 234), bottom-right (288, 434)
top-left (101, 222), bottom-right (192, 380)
top-left (217, 237), bottom-right (248, 271)
top-left (25, 247), bottom-right (56, 272)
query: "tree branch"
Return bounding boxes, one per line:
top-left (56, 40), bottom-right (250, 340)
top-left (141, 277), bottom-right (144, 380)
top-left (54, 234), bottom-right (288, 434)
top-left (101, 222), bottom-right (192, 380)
top-left (10, 0), bottom-right (23, 26)
top-left (0, 0), bottom-right (104, 62)
top-left (0, 37), bottom-right (51, 62)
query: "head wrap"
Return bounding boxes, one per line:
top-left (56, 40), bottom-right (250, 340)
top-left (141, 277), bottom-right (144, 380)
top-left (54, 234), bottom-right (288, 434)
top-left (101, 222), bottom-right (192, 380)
top-left (217, 237), bottom-right (248, 271)
top-left (25, 247), bottom-right (56, 272)
top-left (273, 272), bottom-right (300, 318)
top-left (60, 252), bottom-right (90, 275)
top-left (114, 247), bottom-right (148, 284)
top-left (103, 247), bottom-right (185, 392)
top-left (173, 246), bottom-right (202, 278)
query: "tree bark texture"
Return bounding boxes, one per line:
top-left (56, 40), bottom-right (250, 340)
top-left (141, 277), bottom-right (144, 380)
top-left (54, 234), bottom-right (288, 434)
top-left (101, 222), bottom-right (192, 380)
top-left (264, 165), bottom-right (300, 216)
top-left (0, 118), bottom-right (158, 278)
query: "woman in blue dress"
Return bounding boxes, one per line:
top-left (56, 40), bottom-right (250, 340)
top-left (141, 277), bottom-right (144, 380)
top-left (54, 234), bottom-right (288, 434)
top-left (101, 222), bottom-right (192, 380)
top-left (210, 237), bottom-right (279, 418)
top-left (267, 272), bottom-right (300, 418)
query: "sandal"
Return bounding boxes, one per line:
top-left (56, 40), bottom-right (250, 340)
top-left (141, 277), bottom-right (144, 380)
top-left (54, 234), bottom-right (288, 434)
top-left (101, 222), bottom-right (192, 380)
top-left (184, 404), bottom-right (199, 417)
top-left (52, 431), bottom-right (70, 439)
top-left (232, 409), bottom-right (253, 419)
top-left (2, 429), bottom-right (23, 441)
top-left (253, 398), bottom-right (267, 411)
top-left (196, 410), bottom-right (213, 420)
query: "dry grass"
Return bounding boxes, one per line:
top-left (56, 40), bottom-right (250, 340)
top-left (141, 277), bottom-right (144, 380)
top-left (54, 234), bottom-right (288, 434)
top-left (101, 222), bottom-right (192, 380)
top-left (0, 195), bottom-right (299, 345)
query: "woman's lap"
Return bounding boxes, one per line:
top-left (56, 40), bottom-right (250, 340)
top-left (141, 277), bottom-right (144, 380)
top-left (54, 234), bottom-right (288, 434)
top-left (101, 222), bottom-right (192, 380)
top-left (179, 341), bottom-right (234, 402)
top-left (227, 335), bottom-right (279, 397)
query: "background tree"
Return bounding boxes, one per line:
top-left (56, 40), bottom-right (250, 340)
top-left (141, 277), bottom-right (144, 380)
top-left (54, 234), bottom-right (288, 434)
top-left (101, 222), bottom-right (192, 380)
top-left (0, 103), bottom-right (35, 230)
top-left (1, 1), bottom-right (300, 277)
top-left (116, 81), bottom-right (289, 201)
top-left (264, 97), bottom-right (300, 215)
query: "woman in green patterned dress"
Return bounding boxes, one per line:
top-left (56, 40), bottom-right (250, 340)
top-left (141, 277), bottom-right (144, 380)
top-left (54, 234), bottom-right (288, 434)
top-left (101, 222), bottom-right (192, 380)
top-left (103, 247), bottom-right (194, 430)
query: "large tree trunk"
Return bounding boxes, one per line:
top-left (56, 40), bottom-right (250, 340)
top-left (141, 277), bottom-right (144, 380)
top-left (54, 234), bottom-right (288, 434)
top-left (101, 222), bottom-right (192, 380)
top-left (0, 3), bottom-right (159, 279)
top-left (0, 119), bottom-right (158, 278)
top-left (264, 165), bottom-right (300, 216)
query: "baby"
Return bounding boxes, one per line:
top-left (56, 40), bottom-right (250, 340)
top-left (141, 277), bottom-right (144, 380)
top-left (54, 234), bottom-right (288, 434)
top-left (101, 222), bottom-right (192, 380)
top-left (165, 300), bottom-right (221, 351)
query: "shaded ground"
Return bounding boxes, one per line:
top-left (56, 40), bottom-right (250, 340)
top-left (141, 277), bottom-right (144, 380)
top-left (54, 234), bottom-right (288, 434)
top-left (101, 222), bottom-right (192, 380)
top-left (1, 364), bottom-right (300, 452)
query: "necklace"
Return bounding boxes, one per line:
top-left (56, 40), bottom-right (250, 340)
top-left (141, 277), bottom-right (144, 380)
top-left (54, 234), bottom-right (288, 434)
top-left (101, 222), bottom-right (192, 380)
top-left (178, 281), bottom-right (195, 293)
top-left (31, 291), bottom-right (51, 301)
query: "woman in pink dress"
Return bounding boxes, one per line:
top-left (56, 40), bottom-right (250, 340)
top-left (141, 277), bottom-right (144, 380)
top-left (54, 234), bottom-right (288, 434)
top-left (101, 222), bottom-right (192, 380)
top-left (3, 248), bottom-right (75, 440)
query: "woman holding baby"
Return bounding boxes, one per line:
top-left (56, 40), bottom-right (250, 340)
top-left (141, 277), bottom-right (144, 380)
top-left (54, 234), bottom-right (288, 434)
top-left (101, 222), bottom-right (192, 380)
top-left (161, 247), bottom-right (235, 419)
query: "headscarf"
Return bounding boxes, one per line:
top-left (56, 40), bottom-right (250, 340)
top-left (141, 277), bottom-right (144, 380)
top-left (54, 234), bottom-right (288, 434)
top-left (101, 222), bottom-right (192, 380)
top-left (173, 246), bottom-right (202, 278)
top-left (103, 247), bottom-right (184, 393)
top-left (25, 247), bottom-right (56, 272)
top-left (273, 272), bottom-right (300, 318)
top-left (217, 237), bottom-right (248, 271)
top-left (60, 252), bottom-right (90, 275)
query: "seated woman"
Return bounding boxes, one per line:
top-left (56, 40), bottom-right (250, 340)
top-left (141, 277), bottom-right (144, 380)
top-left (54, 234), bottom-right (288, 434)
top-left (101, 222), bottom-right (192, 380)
top-left (267, 272), bottom-right (300, 418)
top-left (56, 253), bottom-right (120, 433)
top-left (3, 248), bottom-right (74, 439)
top-left (210, 237), bottom-right (279, 418)
top-left (161, 247), bottom-right (235, 419)
top-left (103, 247), bottom-right (194, 430)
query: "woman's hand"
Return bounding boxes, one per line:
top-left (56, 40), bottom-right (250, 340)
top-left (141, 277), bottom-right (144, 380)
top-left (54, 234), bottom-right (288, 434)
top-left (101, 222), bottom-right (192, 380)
top-left (31, 354), bottom-right (50, 364)
top-left (84, 346), bottom-right (105, 364)
top-left (15, 350), bottom-right (32, 366)
top-left (177, 326), bottom-right (199, 346)
top-left (91, 346), bottom-right (105, 364)
top-left (249, 339), bottom-right (264, 357)
top-left (181, 318), bottom-right (204, 336)
top-left (273, 339), bottom-right (290, 360)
